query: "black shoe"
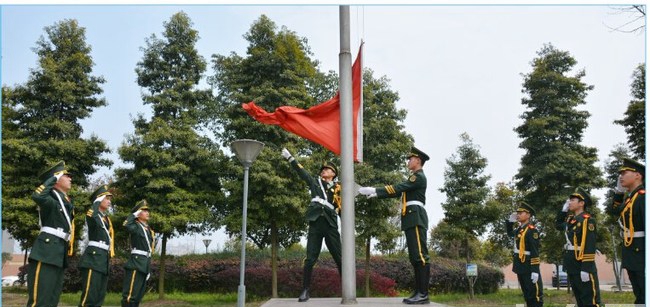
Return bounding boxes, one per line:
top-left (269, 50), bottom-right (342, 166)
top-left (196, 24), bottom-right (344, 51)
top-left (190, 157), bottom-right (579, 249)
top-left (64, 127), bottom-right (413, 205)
top-left (298, 288), bottom-right (310, 302)
top-left (403, 292), bottom-right (430, 304)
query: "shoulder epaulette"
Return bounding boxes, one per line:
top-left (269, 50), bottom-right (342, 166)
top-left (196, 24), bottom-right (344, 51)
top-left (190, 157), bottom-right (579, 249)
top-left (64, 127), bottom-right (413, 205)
top-left (582, 213), bottom-right (590, 218)
top-left (528, 224), bottom-right (535, 229)
top-left (86, 209), bottom-right (94, 217)
top-left (639, 189), bottom-right (645, 195)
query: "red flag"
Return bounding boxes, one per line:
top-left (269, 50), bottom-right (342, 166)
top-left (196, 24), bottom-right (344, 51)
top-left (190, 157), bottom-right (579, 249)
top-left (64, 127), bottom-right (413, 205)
top-left (242, 46), bottom-right (363, 161)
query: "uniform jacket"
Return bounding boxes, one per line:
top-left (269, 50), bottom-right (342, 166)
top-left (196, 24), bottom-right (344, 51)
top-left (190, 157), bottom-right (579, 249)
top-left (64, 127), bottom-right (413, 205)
top-left (555, 210), bottom-right (598, 274)
top-left (30, 176), bottom-right (74, 268)
top-left (290, 159), bottom-right (341, 228)
top-left (78, 200), bottom-right (113, 274)
top-left (375, 169), bottom-right (428, 231)
top-left (610, 185), bottom-right (645, 271)
top-left (124, 214), bottom-right (154, 274)
top-left (506, 221), bottom-right (541, 274)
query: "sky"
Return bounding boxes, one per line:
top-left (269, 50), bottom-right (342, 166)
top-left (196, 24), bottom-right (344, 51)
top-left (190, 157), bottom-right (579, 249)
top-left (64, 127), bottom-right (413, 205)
top-left (1, 4), bottom-right (646, 254)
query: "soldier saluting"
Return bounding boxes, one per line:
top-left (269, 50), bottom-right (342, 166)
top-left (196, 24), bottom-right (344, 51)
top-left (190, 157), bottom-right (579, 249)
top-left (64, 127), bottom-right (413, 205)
top-left (78, 185), bottom-right (115, 307)
top-left (358, 146), bottom-right (430, 305)
top-left (281, 148), bottom-right (342, 302)
top-left (608, 158), bottom-right (645, 304)
top-left (555, 188), bottom-right (601, 307)
top-left (506, 202), bottom-right (543, 307)
top-left (27, 161), bottom-right (75, 307)
top-left (121, 200), bottom-right (155, 307)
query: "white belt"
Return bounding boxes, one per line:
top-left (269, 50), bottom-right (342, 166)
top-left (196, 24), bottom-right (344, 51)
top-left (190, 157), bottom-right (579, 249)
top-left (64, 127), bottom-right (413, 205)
top-left (406, 200), bottom-right (425, 208)
top-left (40, 226), bottom-right (70, 241)
top-left (88, 241), bottom-right (109, 251)
top-left (564, 244), bottom-right (582, 251)
top-left (311, 197), bottom-right (335, 211)
top-left (623, 230), bottom-right (645, 238)
top-left (131, 249), bottom-right (151, 258)
top-left (513, 249), bottom-right (530, 255)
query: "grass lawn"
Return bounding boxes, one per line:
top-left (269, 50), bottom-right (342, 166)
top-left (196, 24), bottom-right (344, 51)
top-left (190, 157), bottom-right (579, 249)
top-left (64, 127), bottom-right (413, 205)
top-left (430, 288), bottom-right (635, 307)
top-left (2, 288), bottom-right (265, 307)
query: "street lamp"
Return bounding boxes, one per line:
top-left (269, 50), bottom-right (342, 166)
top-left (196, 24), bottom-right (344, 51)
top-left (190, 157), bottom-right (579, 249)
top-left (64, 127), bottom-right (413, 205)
top-left (202, 239), bottom-right (212, 254)
top-left (231, 139), bottom-right (264, 307)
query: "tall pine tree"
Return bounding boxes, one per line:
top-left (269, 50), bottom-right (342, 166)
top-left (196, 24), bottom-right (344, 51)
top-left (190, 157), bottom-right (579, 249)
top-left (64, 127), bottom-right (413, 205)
top-left (614, 64), bottom-right (645, 161)
top-left (2, 19), bottom-right (111, 253)
top-left (514, 43), bottom-right (605, 266)
top-left (114, 12), bottom-right (224, 298)
top-left (440, 133), bottom-right (499, 298)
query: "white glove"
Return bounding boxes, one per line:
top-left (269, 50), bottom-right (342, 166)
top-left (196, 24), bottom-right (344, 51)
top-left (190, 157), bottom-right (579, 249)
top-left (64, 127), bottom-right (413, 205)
top-left (281, 148), bottom-right (292, 160)
top-left (615, 175), bottom-right (627, 193)
top-left (580, 271), bottom-right (590, 282)
top-left (531, 272), bottom-right (539, 284)
top-left (508, 213), bottom-right (518, 223)
top-left (54, 171), bottom-right (65, 181)
top-left (366, 193), bottom-right (377, 199)
top-left (146, 273), bottom-right (151, 281)
top-left (133, 210), bottom-right (142, 218)
top-left (562, 199), bottom-right (570, 212)
top-left (358, 187), bottom-right (376, 196)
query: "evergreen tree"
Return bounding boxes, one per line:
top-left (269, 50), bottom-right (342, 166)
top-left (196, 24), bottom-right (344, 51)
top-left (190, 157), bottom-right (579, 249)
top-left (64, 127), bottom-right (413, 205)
top-left (514, 43), bottom-right (605, 266)
top-left (440, 133), bottom-right (499, 298)
top-left (614, 64), bottom-right (645, 160)
top-left (354, 69), bottom-right (412, 297)
top-left (2, 19), bottom-right (111, 252)
top-left (114, 12), bottom-right (224, 298)
top-left (209, 15), bottom-right (317, 298)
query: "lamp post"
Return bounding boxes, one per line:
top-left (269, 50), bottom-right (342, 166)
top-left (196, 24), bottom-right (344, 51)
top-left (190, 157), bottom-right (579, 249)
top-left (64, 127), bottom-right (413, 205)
top-left (231, 139), bottom-right (264, 307)
top-left (202, 239), bottom-right (212, 254)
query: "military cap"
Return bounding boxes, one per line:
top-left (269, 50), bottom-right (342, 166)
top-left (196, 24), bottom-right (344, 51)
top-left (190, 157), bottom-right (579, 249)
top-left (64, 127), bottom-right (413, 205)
top-left (569, 187), bottom-right (592, 207)
top-left (516, 201), bottom-right (536, 216)
top-left (131, 199), bottom-right (149, 213)
top-left (38, 161), bottom-right (70, 182)
top-left (408, 146), bottom-right (430, 164)
top-left (320, 161), bottom-right (338, 178)
top-left (90, 185), bottom-right (113, 202)
top-left (619, 158), bottom-right (645, 178)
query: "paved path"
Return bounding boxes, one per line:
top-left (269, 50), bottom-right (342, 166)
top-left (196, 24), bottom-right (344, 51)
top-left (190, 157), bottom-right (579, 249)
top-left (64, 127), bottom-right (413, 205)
top-left (261, 297), bottom-right (451, 307)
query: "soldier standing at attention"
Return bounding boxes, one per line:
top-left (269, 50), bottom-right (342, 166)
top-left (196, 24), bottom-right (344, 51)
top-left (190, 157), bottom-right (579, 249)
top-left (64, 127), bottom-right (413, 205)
top-left (358, 146), bottom-right (430, 305)
top-left (27, 161), bottom-right (75, 307)
top-left (121, 200), bottom-right (155, 307)
top-left (281, 148), bottom-right (342, 303)
top-left (608, 158), bottom-right (645, 304)
top-left (78, 185), bottom-right (115, 307)
top-left (555, 188), bottom-right (602, 307)
top-left (506, 202), bottom-right (543, 307)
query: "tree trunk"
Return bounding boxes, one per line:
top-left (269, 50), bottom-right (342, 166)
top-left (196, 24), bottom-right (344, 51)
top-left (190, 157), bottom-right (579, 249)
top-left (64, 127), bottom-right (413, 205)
top-left (365, 237), bottom-right (371, 297)
top-left (271, 220), bottom-right (278, 298)
top-left (23, 249), bottom-right (28, 266)
top-left (466, 237), bottom-right (474, 299)
top-left (158, 233), bottom-right (168, 299)
top-left (555, 263), bottom-right (561, 290)
top-left (610, 229), bottom-right (622, 291)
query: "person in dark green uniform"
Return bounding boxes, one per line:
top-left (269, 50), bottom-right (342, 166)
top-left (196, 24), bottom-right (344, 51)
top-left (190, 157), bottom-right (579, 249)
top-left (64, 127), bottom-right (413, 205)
top-left (607, 158), bottom-right (645, 304)
top-left (78, 185), bottom-right (115, 307)
top-left (281, 148), bottom-right (342, 302)
top-left (121, 200), bottom-right (155, 307)
top-left (555, 188), bottom-right (601, 307)
top-left (27, 161), bottom-right (75, 307)
top-left (506, 202), bottom-right (543, 307)
top-left (358, 146), bottom-right (430, 305)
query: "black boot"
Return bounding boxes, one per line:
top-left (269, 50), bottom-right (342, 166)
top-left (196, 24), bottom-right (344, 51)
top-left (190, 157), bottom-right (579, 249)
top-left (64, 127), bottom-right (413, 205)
top-left (403, 263), bottom-right (420, 302)
top-left (298, 266), bottom-right (312, 302)
top-left (404, 264), bottom-right (430, 305)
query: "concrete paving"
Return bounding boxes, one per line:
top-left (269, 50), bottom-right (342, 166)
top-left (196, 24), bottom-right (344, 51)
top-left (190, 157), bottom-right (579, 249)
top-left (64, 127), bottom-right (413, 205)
top-left (261, 297), bottom-right (450, 307)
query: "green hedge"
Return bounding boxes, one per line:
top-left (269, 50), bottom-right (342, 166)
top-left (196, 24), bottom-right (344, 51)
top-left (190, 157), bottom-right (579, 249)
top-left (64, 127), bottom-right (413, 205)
top-left (19, 253), bottom-right (503, 296)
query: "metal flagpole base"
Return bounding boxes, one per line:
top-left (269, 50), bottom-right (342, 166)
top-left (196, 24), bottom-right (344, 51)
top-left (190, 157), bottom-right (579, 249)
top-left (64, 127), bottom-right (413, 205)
top-left (237, 285), bottom-right (246, 307)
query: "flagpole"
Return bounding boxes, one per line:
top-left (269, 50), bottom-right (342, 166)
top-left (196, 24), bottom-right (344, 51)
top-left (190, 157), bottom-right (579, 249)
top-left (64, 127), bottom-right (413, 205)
top-left (339, 5), bottom-right (357, 305)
